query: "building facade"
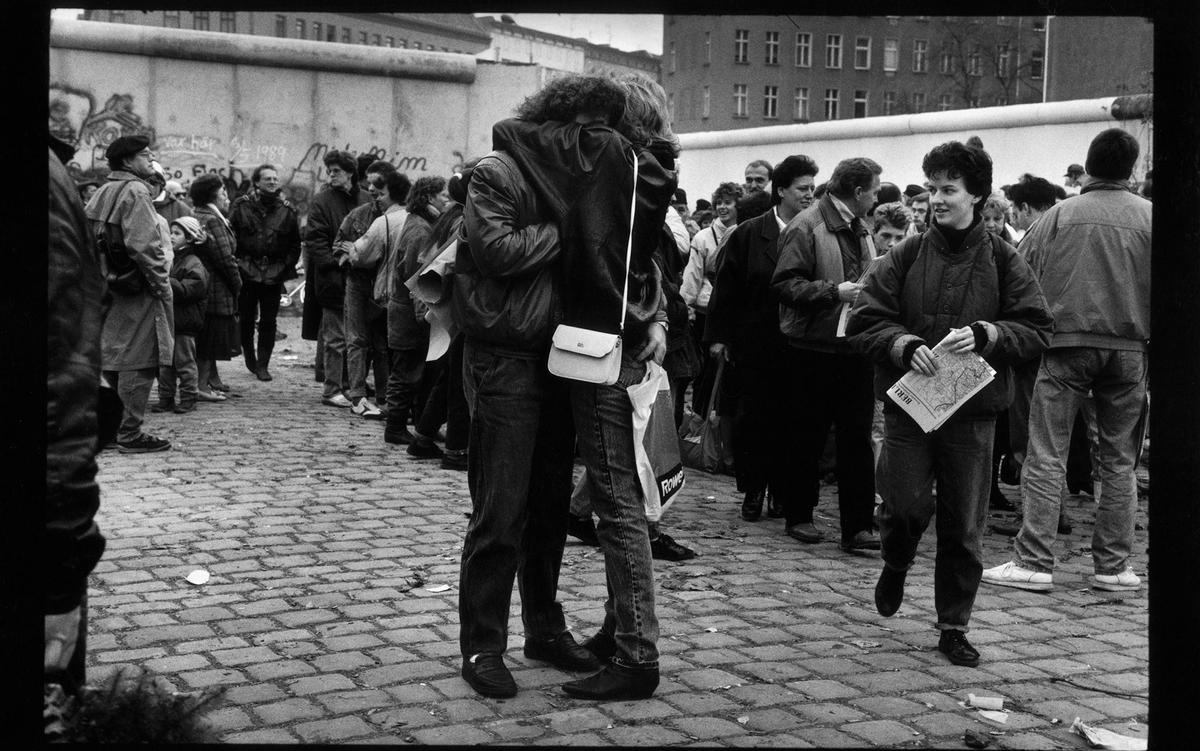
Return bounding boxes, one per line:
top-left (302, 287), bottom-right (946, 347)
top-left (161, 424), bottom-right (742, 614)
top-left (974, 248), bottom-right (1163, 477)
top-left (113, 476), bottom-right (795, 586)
top-left (663, 15), bottom-right (1050, 133)
top-left (1044, 16), bottom-right (1153, 101)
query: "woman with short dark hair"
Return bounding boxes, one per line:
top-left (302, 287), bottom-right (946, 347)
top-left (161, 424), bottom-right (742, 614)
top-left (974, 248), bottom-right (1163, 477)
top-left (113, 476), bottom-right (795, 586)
top-left (189, 173), bottom-right (243, 399)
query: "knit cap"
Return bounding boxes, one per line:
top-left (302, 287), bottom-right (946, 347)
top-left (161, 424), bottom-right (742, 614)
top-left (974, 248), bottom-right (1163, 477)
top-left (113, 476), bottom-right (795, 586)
top-left (171, 216), bottom-right (207, 244)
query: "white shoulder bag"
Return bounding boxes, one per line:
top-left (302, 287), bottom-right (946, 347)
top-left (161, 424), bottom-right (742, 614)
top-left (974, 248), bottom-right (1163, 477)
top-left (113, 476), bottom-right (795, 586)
top-left (547, 150), bottom-right (638, 385)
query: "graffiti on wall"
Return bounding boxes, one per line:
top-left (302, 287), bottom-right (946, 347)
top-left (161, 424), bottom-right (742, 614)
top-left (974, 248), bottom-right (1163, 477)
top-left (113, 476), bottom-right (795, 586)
top-left (50, 83), bottom-right (156, 181)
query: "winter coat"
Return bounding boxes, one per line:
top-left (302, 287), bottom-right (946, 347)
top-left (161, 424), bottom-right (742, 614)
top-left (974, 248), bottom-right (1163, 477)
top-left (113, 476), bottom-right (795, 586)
top-left (192, 205), bottom-right (242, 316)
top-left (86, 171), bottom-right (174, 370)
top-left (305, 184), bottom-right (370, 310)
top-left (47, 145), bottom-right (106, 614)
top-left (1021, 180), bottom-right (1151, 351)
top-left (454, 149), bottom-right (563, 356)
top-left (229, 189), bottom-right (301, 285)
top-left (170, 247), bottom-right (209, 336)
top-left (705, 208), bottom-right (788, 367)
top-left (335, 200), bottom-right (384, 317)
top-left (847, 220), bottom-right (1054, 418)
top-left (388, 207), bottom-right (436, 350)
top-left (682, 217), bottom-right (735, 313)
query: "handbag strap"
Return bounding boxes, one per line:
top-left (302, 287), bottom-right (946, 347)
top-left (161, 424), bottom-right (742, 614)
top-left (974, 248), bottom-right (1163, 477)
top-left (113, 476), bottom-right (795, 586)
top-left (618, 149), bottom-right (638, 334)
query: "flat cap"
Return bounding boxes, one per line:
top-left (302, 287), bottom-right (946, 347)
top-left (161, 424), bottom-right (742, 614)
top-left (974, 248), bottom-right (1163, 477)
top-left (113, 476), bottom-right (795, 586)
top-left (1065, 163), bottom-right (1084, 176)
top-left (105, 134), bottom-right (151, 162)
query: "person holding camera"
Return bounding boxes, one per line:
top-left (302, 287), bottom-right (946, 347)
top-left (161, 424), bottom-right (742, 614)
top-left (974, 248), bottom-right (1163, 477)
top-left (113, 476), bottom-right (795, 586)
top-left (83, 134), bottom-right (175, 453)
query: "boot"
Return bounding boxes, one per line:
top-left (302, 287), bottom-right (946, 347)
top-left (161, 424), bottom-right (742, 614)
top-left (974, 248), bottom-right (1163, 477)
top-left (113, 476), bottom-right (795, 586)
top-left (255, 343), bottom-right (273, 381)
top-left (150, 396), bottom-right (174, 413)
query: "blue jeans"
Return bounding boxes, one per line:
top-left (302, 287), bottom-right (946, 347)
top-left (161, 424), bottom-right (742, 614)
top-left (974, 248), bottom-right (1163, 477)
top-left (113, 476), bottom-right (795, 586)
top-left (568, 355), bottom-right (660, 669)
top-left (458, 342), bottom-right (576, 658)
top-left (344, 270), bottom-right (389, 400)
top-left (1015, 348), bottom-right (1148, 575)
top-left (879, 411), bottom-right (994, 631)
top-left (320, 306), bottom-right (347, 398)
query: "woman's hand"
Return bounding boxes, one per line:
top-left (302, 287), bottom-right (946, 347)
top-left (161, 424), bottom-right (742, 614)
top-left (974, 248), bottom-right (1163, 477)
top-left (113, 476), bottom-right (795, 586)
top-left (636, 322), bottom-right (667, 365)
top-left (909, 345), bottom-right (939, 376)
top-left (941, 326), bottom-right (977, 354)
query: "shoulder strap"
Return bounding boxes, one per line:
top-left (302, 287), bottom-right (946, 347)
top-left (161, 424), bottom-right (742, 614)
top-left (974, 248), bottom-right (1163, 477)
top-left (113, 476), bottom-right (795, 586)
top-left (618, 149), bottom-right (638, 333)
top-left (101, 180), bottom-right (135, 226)
top-left (990, 233), bottom-right (1009, 292)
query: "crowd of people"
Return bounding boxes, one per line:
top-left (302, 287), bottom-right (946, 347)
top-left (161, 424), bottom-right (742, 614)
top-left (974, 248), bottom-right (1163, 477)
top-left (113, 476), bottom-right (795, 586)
top-left (47, 71), bottom-right (1150, 706)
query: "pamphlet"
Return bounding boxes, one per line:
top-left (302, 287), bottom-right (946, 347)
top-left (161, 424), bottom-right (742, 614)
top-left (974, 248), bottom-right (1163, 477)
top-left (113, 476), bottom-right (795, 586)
top-left (887, 342), bottom-right (996, 433)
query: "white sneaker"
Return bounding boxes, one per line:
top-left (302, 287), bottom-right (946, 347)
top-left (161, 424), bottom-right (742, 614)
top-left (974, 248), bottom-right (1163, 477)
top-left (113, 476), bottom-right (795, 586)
top-left (981, 561), bottom-right (1053, 591)
top-left (1092, 567), bottom-right (1142, 592)
top-left (322, 393), bottom-right (353, 408)
top-left (351, 398), bottom-right (383, 419)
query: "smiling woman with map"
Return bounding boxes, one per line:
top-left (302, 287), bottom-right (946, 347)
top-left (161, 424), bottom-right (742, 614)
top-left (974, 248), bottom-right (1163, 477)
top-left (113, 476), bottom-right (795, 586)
top-left (845, 140), bottom-right (1053, 670)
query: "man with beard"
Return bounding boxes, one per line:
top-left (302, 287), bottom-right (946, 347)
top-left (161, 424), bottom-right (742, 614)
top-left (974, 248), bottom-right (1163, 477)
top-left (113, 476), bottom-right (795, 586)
top-left (230, 164), bottom-right (301, 382)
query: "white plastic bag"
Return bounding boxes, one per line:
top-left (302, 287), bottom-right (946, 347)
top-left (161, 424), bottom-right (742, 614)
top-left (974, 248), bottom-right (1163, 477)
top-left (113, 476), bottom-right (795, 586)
top-left (628, 361), bottom-right (685, 521)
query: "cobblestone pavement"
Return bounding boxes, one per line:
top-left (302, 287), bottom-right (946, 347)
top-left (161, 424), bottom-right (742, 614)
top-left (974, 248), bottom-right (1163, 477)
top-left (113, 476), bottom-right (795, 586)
top-left (88, 308), bottom-right (1150, 747)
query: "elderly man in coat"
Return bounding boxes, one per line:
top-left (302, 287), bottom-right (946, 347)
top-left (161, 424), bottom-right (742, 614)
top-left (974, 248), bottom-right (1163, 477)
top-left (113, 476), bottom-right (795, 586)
top-left (84, 134), bottom-right (174, 453)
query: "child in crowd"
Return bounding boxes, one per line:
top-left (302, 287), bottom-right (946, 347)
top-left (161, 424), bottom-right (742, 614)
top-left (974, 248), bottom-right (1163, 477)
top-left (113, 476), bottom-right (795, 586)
top-left (154, 216), bottom-right (210, 414)
top-left (981, 193), bottom-right (1017, 244)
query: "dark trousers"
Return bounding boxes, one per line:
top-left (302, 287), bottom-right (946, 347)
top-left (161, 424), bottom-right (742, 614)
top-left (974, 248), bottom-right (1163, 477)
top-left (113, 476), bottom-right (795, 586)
top-left (879, 412), bottom-right (994, 631)
top-left (731, 359), bottom-right (797, 505)
top-left (414, 335), bottom-right (469, 451)
top-left (385, 348), bottom-right (425, 427)
top-left (782, 348), bottom-right (876, 538)
top-left (458, 342), bottom-right (576, 657)
top-left (689, 313), bottom-right (718, 414)
top-left (238, 279), bottom-right (282, 364)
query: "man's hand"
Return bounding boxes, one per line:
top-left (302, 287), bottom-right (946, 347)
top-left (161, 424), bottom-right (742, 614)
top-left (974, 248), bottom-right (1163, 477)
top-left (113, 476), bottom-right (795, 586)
top-left (709, 342), bottom-right (730, 361)
top-left (635, 322), bottom-right (667, 365)
top-left (940, 326), bottom-right (977, 354)
top-left (909, 345), bottom-right (938, 376)
top-left (837, 281), bottom-right (863, 302)
top-left (45, 608), bottom-right (81, 672)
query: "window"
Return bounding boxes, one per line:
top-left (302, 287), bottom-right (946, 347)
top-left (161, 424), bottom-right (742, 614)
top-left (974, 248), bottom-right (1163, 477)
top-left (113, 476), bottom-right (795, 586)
top-left (669, 42), bottom-right (676, 73)
top-left (884, 38), bottom-right (898, 71)
top-left (734, 29), bottom-right (749, 63)
top-left (342, 28), bottom-right (351, 43)
top-left (386, 36), bottom-right (394, 47)
top-left (794, 87), bottom-right (809, 119)
top-left (164, 11), bottom-right (180, 28)
top-left (940, 50), bottom-right (954, 74)
top-left (398, 38), bottom-right (407, 48)
top-left (853, 90), bottom-right (868, 118)
top-left (938, 94), bottom-right (953, 111)
top-left (327, 25), bottom-right (337, 42)
top-left (295, 19), bottom-right (305, 39)
top-left (882, 90), bottom-right (896, 115)
top-left (312, 22), bottom-right (322, 40)
top-left (826, 34), bottom-right (842, 68)
top-left (219, 11), bottom-right (235, 33)
top-left (110, 11), bottom-right (125, 23)
top-left (734, 84), bottom-right (748, 117)
top-left (854, 36), bottom-right (871, 69)
top-left (911, 92), bottom-right (926, 112)
top-left (824, 88), bottom-right (839, 120)
top-left (912, 39), bottom-right (928, 72)
top-left (795, 32), bottom-right (811, 67)
top-left (1033, 19), bottom-right (1046, 32)
top-left (994, 94), bottom-right (1008, 106)
top-left (704, 31), bottom-right (711, 64)
top-left (193, 12), bottom-right (210, 31)
top-left (765, 31), bottom-right (779, 65)
top-left (373, 34), bottom-right (382, 46)
top-left (968, 47), bottom-right (982, 77)
top-left (702, 86), bottom-right (711, 118)
top-left (969, 96), bottom-right (981, 108)
top-left (997, 45), bottom-right (1011, 77)
top-left (1030, 49), bottom-right (1044, 79)
top-left (360, 31), bottom-right (369, 44)
top-left (764, 85), bottom-right (778, 118)
top-left (274, 15), bottom-right (286, 37)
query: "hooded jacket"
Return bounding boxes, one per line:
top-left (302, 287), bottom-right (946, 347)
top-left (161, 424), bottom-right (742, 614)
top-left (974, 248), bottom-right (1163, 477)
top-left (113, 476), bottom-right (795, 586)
top-left (170, 245), bottom-right (209, 336)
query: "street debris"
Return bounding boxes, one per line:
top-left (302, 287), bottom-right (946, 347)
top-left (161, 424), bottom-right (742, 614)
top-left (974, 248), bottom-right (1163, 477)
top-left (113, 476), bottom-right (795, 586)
top-left (425, 584), bottom-right (450, 593)
top-left (967, 693), bottom-right (1005, 710)
top-left (1069, 718), bottom-right (1148, 750)
top-left (184, 569), bottom-right (210, 585)
top-left (736, 715), bottom-right (749, 724)
top-left (849, 639), bottom-right (881, 649)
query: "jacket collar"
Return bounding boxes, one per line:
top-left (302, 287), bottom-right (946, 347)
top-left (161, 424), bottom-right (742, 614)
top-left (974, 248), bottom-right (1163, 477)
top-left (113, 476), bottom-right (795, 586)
top-left (817, 194), bottom-right (853, 233)
top-left (924, 217), bottom-right (989, 256)
top-left (1080, 178), bottom-right (1133, 195)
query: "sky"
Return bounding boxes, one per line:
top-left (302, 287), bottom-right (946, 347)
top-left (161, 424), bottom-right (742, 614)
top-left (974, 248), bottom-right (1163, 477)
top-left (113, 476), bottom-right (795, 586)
top-left (48, 9), bottom-right (664, 55)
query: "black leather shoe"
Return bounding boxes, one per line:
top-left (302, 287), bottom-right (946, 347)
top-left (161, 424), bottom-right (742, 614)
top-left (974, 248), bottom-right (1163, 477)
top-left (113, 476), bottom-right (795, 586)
top-left (384, 426), bottom-right (416, 445)
top-left (149, 397), bottom-right (174, 413)
top-left (462, 653), bottom-right (517, 698)
top-left (580, 631), bottom-right (617, 663)
top-left (840, 529), bottom-right (882, 554)
top-left (989, 485), bottom-right (1018, 512)
top-left (441, 452), bottom-right (468, 471)
top-left (765, 491), bottom-right (784, 518)
top-left (874, 565), bottom-right (907, 617)
top-left (938, 629), bottom-right (980, 668)
top-left (650, 532), bottom-right (696, 561)
top-left (786, 522), bottom-right (823, 544)
top-left (741, 490), bottom-right (764, 521)
top-left (407, 438), bottom-right (444, 459)
top-left (1057, 513), bottom-right (1073, 535)
top-left (562, 661), bottom-right (659, 701)
top-left (255, 366), bottom-right (273, 382)
top-left (524, 632), bottom-right (601, 672)
top-left (999, 455), bottom-right (1021, 486)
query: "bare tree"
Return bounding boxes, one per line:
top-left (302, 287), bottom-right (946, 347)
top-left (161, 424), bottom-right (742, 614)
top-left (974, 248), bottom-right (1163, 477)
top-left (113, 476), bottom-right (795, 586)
top-left (932, 17), bottom-right (1044, 109)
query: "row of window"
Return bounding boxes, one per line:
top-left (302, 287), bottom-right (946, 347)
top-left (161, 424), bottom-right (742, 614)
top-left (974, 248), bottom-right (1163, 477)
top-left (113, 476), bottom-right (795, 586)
top-left (272, 16), bottom-right (464, 51)
top-left (112, 10), bottom-right (237, 33)
top-left (676, 85), bottom-right (1012, 121)
top-left (668, 31), bottom-right (1043, 78)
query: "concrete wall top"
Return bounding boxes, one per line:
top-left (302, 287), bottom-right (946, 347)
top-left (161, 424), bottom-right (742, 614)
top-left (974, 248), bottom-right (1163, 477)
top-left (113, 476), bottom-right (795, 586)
top-left (51, 18), bottom-right (477, 83)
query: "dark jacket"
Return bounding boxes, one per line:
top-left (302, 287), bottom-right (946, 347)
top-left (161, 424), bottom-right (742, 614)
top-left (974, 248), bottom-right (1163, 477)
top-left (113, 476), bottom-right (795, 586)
top-left (847, 220), bottom-right (1054, 418)
top-left (705, 208), bottom-right (788, 367)
top-left (170, 247), bottom-right (209, 336)
top-left (335, 200), bottom-right (384, 315)
top-left (490, 119), bottom-right (674, 347)
top-left (653, 220), bottom-right (700, 381)
top-left (388, 207), bottom-right (436, 350)
top-left (47, 145), bottom-right (106, 615)
top-left (305, 184), bottom-right (370, 309)
top-left (229, 189), bottom-right (302, 285)
top-left (772, 194), bottom-right (876, 354)
top-left (192, 205), bottom-right (242, 316)
top-left (455, 149), bottom-right (562, 356)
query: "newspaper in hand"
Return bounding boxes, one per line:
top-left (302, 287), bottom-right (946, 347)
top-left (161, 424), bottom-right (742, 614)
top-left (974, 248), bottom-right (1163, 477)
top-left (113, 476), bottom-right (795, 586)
top-left (887, 341), bottom-right (996, 433)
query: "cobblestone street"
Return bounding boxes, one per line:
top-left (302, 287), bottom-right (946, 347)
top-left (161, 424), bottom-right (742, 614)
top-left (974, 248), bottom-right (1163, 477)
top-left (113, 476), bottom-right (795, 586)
top-left (88, 308), bottom-right (1150, 747)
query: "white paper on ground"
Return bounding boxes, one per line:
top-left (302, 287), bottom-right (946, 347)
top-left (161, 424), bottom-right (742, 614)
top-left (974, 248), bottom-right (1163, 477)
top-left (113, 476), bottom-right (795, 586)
top-left (1069, 718), bottom-right (1148, 750)
top-left (185, 569), bottom-right (210, 585)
